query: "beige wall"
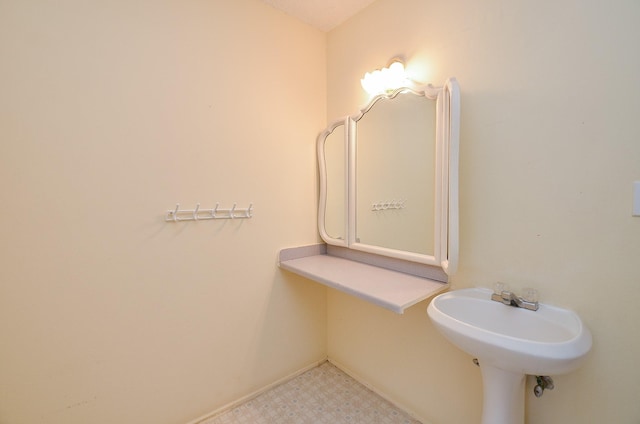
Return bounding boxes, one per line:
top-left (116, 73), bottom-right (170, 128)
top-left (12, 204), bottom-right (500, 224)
top-left (327, 0), bottom-right (640, 423)
top-left (0, 1), bottom-right (327, 423)
top-left (3, 0), bottom-right (640, 423)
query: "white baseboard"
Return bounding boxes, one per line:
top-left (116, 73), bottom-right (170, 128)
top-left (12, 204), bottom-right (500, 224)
top-left (326, 357), bottom-right (427, 424)
top-left (184, 358), bottom-right (328, 424)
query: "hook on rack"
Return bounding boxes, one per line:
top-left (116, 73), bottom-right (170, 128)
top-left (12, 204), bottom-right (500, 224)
top-left (165, 202), bottom-right (253, 222)
top-left (193, 203), bottom-right (200, 221)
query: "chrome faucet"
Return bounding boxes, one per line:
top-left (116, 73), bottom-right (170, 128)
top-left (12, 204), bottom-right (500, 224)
top-left (491, 284), bottom-right (539, 311)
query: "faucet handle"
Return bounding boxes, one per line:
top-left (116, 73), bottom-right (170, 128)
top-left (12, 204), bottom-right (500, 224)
top-left (523, 288), bottom-right (538, 303)
top-left (493, 282), bottom-right (509, 295)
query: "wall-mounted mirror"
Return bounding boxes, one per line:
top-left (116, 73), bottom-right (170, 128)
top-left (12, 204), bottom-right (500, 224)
top-left (318, 78), bottom-right (460, 274)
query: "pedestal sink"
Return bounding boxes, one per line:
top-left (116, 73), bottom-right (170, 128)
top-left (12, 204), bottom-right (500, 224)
top-left (427, 288), bottom-right (592, 424)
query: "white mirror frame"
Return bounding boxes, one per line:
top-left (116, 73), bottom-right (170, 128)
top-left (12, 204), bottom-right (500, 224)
top-left (317, 118), bottom-right (349, 247)
top-left (318, 78), bottom-right (460, 275)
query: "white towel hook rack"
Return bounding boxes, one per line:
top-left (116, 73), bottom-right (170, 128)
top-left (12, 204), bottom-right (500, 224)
top-left (165, 202), bottom-right (253, 222)
top-left (371, 199), bottom-right (406, 211)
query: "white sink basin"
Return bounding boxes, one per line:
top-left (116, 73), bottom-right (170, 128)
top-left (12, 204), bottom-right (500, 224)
top-left (427, 287), bottom-right (591, 375)
top-left (427, 288), bottom-right (592, 424)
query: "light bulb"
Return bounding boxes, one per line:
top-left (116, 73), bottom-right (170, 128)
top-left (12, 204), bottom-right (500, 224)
top-left (360, 60), bottom-right (408, 96)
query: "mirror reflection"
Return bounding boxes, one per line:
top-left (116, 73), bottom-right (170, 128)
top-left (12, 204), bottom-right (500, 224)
top-left (355, 93), bottom-right (436, 255)
top-left (323, 123), bottom-right (346, 241)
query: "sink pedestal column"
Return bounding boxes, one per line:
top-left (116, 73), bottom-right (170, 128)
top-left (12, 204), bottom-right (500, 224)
top-left (479, 364), bottom-right (526, 424)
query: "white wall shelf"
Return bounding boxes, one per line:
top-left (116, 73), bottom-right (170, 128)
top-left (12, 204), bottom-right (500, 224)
top-left (279, 244), bottom-right (448, 314)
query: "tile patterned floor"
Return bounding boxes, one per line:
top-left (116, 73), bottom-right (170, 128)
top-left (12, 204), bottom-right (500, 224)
top-left (201, 361), bottom-right (422, 424)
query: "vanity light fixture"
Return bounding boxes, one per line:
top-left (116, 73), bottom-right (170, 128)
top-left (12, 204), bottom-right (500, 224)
top-left (360, 59), bottom-right (410, 96)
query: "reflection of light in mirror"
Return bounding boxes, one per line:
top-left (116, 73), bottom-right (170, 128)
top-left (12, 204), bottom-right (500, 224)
top-left (361, 60), bottom-right (409, 96)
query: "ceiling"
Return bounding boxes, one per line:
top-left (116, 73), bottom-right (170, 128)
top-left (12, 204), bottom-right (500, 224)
top-left (259, 0), bottom-right (377, 32)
